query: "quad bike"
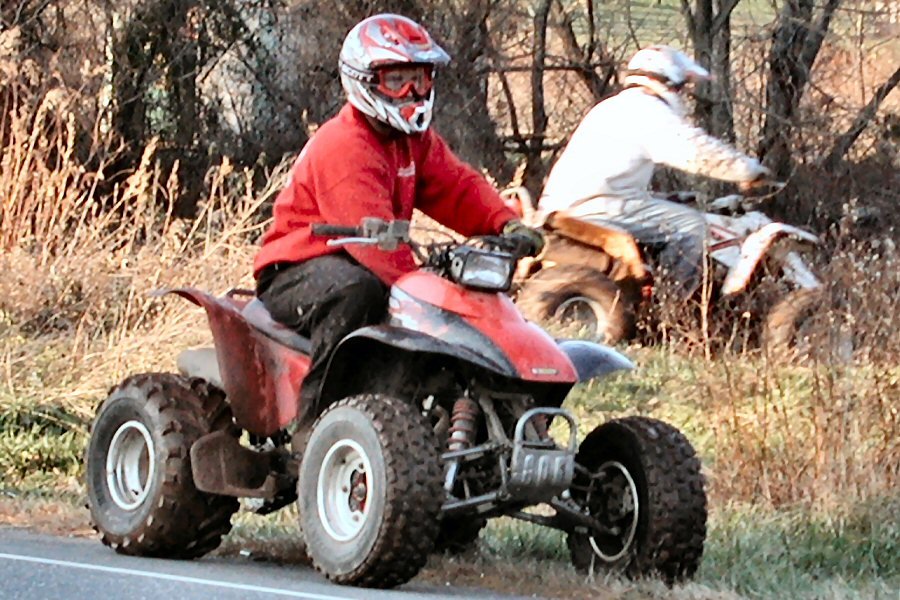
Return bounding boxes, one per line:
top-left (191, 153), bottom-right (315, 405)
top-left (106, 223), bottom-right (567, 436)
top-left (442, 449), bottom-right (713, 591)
top-left (85, 218), bottom-right (707, 589)
top-left (506, 187), bottom-right (826, 351)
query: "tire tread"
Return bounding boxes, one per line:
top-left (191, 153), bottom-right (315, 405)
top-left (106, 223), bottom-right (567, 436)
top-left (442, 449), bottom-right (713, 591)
top-left (87, 373), bottom-right (239, 559)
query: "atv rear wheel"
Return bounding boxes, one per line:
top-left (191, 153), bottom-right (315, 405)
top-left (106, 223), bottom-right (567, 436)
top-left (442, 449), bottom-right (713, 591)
top-left (298, 394), bottom-right (443, 588)
top-left (567, 417), bottom-right (706, 583)
top-left (517, 265), bottom-right (635, 344)
top-left (85, 374), bottom-right (239, 558)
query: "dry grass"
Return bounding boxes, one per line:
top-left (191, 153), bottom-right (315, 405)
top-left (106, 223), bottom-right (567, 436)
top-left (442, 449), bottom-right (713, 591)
top-left (3, 78), bottom-right (897, 507)
top-left (0, 495), bottom-right (92, 537)
top-left (1, 78), bottom-right (898, 599)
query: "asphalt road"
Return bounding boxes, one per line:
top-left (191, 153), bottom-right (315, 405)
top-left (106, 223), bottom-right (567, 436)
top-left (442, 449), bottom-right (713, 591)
top-left (0, 528), bottom-right (531, 600)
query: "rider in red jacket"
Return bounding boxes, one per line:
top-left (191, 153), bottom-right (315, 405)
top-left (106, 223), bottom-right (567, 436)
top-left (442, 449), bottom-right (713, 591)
top-left (254, 103), bottom-right (516, 285)
top-left (254, 13), bottom-right (543, 422)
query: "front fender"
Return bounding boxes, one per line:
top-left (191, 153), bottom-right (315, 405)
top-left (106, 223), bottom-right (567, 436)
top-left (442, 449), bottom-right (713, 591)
top-left (318, 325), bottom-right (523, 408)
top-left (722, 223), bottom-right (819, 295)
top-left (328, 325), bottom-right (518, 380)
top-left (558, 340), bottom-right (634, 381)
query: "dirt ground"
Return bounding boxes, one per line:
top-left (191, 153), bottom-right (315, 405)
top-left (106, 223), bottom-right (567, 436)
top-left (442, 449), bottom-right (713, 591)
top-left (0, 494), bottom-right (739, 599)
top-left (0, 495), bottom-right (93, 537)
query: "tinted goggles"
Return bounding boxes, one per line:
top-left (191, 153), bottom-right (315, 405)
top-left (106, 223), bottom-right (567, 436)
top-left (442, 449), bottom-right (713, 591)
top-left (375, 65), bottom-right (434, 99)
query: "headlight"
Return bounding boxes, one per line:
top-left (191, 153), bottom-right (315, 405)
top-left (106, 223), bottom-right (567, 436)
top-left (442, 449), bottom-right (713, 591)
top-left (448, 247), bottom-right (515, 291)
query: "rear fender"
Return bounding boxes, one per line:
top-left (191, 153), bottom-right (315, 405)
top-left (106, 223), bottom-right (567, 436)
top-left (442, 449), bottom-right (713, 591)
top-left (154, 288), bottom-right (310, 436)
top-left (721, 224), bottom-right (819, 295)
top-left (544, 211), bottom-right (647, 280)
top-left (558, 340), bottom-right (635, 381)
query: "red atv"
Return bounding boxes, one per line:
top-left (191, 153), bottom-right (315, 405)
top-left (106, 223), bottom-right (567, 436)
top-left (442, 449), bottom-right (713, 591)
top-left (85, 218), bottom-right (707, 588)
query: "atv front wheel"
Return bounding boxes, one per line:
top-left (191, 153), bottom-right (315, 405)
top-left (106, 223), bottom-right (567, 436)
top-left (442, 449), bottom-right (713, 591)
top-left (85, 374), bottom-right (239, 558)
top-left (567, 417), bottom-right (706, 583)
top-left (764, 289), bottom-right (853, 362)
top-left (517, 265), bottom-right (635, 344)
top-left (298, 394), bottom-right (443, 587)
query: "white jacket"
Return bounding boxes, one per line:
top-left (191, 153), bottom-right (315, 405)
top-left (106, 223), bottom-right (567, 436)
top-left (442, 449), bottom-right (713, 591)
top-left (539, 87), bottom-right (766, 217)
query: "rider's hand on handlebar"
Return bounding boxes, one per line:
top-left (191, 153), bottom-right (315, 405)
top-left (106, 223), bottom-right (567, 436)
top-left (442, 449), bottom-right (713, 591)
top-left (502, 219), bottom-right (545, 257)
top-left (738, 166), bottom-right (775, 194)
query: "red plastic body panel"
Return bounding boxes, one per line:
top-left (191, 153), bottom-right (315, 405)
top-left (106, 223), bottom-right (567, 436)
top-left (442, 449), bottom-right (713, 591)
top-left (164, 289), bottom-right (310, 436)
top-left (393, 272), bottom-right (577, 383)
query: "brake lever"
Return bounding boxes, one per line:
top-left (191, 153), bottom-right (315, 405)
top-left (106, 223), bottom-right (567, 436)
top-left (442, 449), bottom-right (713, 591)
top-left (326, 238), bottom-right (379, 247)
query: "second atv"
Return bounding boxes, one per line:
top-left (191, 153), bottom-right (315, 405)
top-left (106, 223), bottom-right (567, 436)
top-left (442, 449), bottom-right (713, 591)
top-left (507, 187), bottom-right (827, 352)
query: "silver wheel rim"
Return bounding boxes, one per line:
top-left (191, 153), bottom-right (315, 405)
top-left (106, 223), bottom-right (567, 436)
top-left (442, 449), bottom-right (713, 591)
top-left (106, 420), bottom-right (156, 511)
top-left (555, 296), bottom-right (610, 340)
top-left (317, 439), bottom-right (373, 542)
top-left (587, 460), bottom-right (639, 562)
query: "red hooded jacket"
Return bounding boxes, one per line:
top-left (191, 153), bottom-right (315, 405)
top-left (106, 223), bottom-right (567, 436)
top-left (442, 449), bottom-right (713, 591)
top-left (254, 104), bottom-right (517, 285)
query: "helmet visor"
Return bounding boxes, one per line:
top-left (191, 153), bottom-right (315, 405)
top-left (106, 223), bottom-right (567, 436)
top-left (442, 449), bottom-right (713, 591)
top-left (375, 65), bottom-right (434, 100)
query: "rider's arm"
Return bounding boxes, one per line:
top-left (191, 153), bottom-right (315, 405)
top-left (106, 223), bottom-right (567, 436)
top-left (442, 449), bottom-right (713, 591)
top-left (415, 131), bottom-right (517, 235)
top-left (643, 107), bottom-right (767, 182)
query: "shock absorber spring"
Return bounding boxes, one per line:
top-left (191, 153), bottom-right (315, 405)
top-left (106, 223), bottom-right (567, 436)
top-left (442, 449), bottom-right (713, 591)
top-left (447, 397), bottom-right (480, 452)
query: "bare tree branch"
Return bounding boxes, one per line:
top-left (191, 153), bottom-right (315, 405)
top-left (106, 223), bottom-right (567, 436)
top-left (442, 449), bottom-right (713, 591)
top-left (796, 0), bottom-right (841, 93)
top-left (680, 0), bottom-right (696, 37)
top-left (823, 65), bottom-right (900, 170)
top-left (710, 0), bottom-right (741, 35)
top-left (551, 0), bottom-right (614, 102)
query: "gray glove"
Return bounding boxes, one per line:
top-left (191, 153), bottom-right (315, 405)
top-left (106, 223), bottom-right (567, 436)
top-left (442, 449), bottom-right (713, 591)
top-left (502, 219), bottom-right (545, 257)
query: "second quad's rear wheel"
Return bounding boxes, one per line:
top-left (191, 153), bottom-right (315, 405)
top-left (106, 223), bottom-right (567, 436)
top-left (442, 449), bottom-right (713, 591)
top-left (567, 417), bottom-right (707, 583)
top-left (85, 373), bottom-right (239, 558)
top-left (517, 265), bottom-right (635, 344)
top-left (298, 394), bottom-right (443, 588)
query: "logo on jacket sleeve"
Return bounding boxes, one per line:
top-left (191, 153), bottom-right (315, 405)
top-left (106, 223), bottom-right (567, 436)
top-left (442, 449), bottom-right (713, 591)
top-left (397, 162), bottom-right (416, 178)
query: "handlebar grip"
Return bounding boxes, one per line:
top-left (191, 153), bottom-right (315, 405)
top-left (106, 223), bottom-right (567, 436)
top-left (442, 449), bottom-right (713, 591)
top-left (311, 224), bottom-right (360, 237)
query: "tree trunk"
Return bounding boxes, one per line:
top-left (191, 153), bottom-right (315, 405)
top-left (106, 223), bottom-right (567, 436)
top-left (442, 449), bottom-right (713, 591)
top-left (434, 0), bottom-right (510, 179)
top-left (523, 0), bottom-right (552, 199)
top-left (553, 0), bottom-right (617, 105)
top-left (758, 0), bottom-right (842, 178)
top-left (680, 0), bottom-right (739, 140)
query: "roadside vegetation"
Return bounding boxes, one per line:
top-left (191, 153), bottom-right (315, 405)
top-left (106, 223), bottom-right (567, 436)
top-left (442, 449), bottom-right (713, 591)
top-left (1, 133), bottom-right (897, 596)
top-left (2, 1), bottom-right (898, 598)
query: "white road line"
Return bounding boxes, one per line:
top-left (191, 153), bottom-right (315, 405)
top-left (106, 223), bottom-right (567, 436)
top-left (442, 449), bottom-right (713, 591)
top-left (0, 552), bottom-right (351, 600)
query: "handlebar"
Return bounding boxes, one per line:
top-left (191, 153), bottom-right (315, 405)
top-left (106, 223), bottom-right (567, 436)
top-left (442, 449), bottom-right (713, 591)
top-left (738, 179), bottom-right (786, 195)
top-left (308, 218), bottom-right (526, 290)
top-left (311, 218), bottom-right (411, 251)
top-left (311, 224), bottom-right (360, 237)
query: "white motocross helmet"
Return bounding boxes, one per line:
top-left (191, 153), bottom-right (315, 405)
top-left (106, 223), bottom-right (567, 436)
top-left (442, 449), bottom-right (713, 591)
top-left (624, 45), bottom-right (710, 90)
top-left (339, 14), bottom-right (450, 135)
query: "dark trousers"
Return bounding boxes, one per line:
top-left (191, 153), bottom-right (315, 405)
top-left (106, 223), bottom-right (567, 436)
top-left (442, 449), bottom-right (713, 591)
top-left (256, 254), bottom-right (388, 424)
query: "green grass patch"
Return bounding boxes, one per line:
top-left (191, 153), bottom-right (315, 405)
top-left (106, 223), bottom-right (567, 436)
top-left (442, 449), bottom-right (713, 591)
top-left (0, 391), bottom-right (88, 491)
top-left (474, 497), bottom-right (900, 599)
top-left (701, 498), bottom-right (900, 599)
top-left (0, 426), bottom-right (85, 490)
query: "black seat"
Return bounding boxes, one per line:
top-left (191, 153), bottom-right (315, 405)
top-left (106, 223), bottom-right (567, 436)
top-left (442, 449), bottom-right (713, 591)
top-left (241, 298), bottom-right (312, 354)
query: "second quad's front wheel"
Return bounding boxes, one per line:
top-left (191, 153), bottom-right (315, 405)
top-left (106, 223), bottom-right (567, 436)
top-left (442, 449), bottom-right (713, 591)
top-left (298, 394), bottom-right (443, 588)
top-left (517, 265), bottom-right (635, 344)
top-left (764, 289), bottom-right (854, 362)
top-left (567, 417), bottom-right (707, 583)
